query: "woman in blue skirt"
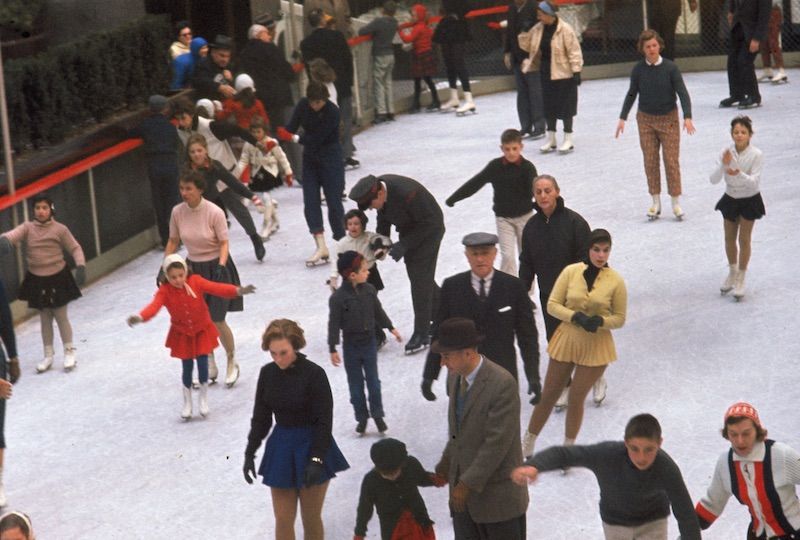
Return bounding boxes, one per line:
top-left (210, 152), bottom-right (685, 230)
top-left (243, 318), bottom-right (349, 539)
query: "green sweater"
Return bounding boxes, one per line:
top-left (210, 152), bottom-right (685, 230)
top-left (619, 58), bottom-right (692, 120)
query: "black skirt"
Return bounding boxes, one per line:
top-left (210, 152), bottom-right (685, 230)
top-left (187, 257), bottom-right (243, 321)
top-left (249, 169), bottom-right (282, 193)
top-left (18, 265), bottom-right (81, 309)
top-left (715, 192), bottom-right (766, 222)
top-left (542, 76), bottom-right (578, 119)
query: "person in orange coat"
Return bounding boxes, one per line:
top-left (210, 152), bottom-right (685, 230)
top-left (127, 254), bottom-right (255, 421)
top-left (218, 74), bottom-right (270, 130)
top-left (399, 4), bottom-right (440, 112)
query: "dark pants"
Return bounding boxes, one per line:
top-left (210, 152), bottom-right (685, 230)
top-left (405, 230), bottom-right (444, 336)
top-left (728, 24), bottom-right (760, 102)
top-left (413, 77), bottom-right (439, 107)
top-left (302, 153), bottom-right (345, 239)
top-left (147, 161), bottom-right (180, 246)
top-left (453, 511), bottom-right (526, 540)
top-left (546, 115), bottom-right (573, 133)
top-left (219, 188), bottom-right (258, 237)
top-left (181, 355), bottom-right (209, 388)
top-left (648, 1), bottom-right (682, 60)
top-left (342, 337), bottom-right (383, 422)
top-left (339, 95), bottom-right (354, 160)
top-left (273, 106), bottom-right (303, 184)
top-left (513, 64), bottom-right (545, 134)
top-left (442, 43), bottom-right (471, 91)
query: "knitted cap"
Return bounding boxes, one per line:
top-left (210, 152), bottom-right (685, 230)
top-left (235, 74), bottom-right (255, 93)
top-left (196, 99), bottom-right (215, 118)
top-left (725, 402), bottom-right (762, 428)
top-left (337, 251), bottom-right (364, 278)
top-left (162, 253), bottom-right (188, 274)
top-left (371, 438), bottom-right (407, 471)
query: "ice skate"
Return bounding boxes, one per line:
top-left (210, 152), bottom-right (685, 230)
top-left (374, 417), bottom-right (388, 434)
top-left (720, 264), bottom-right (738, 295)
top-left (758, 69), bottom-right (773, 83)
top-left (181, 386), bottom-right (193, 420)
top-left (557, 132), bottom-right (574, 154)
top-left (404, 332), bottom-right (430, 355)
top-left (250, 234), bottom-right (266, 262)
top-left (208, 352), bottom-right (218, 386)
top-left (647, 195), bottom-right (661, 221)
top-left (225, 351), bottom-right (240, 388)
top-left (345, 157), bottom-right (361, 170)
top-left (671, 197), bottom-right (684, 220)
top-left (456, 92), bottom-right (476, 116)
top-left (306, 234), bottom-right (330, 267)
top-left (425, 97), bottom-right (441, 112)
top-left (36, 346), bottom-right (55, 373)
top-left (440, 88), bottom-right (460, 112)
top-left (355, 419), bottom-right (367, 435)
top-left (771, 69), bottom-right (788, 84)
top-left (259, 199), bottom-right (279, 240)
top-left (732, 270), bottom-right (746, 301)
top-left (198, 383), bottom-right (209, 417)
top-left (540, 131), bottom-right (557, 154)
top-left (554, 386), bottom-right (569, 412)
top-left (592, 376), bottom-right (607, 406)
top-left (63, 345), bottom-right (77, 372)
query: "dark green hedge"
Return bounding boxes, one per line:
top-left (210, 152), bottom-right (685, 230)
top-left (3, 14), bottom-right (171, 154)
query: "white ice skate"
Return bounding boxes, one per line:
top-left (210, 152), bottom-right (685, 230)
top-left (199, 383), bottom-right (209, 417)
top-left (771, 69), bottom-right (788, 84)
top-left (732, 270), bottom-right (746, 302)
top-left (557, 133), bottom-right (574, 154)
top-left (36, 346), bottom-right (55, 373)
top-left (592, 376), bottom-right (607, 406)
top-left (554, 386), bottom-right (569, 412)
top-left (63, 345), bottom-right (77, 372)
top-left (225, 352), bottom-right (240, 388)
top-left (671, 197), bottom-right (684, 221)
top-left (306, 234), bottom-right (330, 267)
top-left (758, 69), bottom-right (773, 83)
top-left (181, 386), bottom-right (193, 421)
top-left (440, 88), bottom-right (460, 112)
top-left (647, 196), bottom-right (661, 221)
top-left (720, 264), bottom-right (738, 295)
top-left (540, 131), bottom-right (557, 154)
top-left (455, 92), bottom-right (476, 116)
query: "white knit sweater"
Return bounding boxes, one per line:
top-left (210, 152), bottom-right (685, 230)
top-left (709, 143), bottom-right (763, 199)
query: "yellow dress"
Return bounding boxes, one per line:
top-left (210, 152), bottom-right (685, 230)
top-left (546, 262), bottom-right (627, 366)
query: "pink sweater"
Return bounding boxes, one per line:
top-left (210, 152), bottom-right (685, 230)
top-left (3, 220), bottom-right (85, 276)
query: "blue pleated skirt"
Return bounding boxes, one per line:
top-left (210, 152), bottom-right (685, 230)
top-left (259, 425), bottom-right (349, 489)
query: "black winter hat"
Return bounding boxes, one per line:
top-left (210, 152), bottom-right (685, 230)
top-left (337, 251), bottom-right (364, 278)
top-left (371, 438), bottom-right (407, 471)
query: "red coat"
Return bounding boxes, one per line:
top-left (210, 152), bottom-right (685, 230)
top-left (399, 5), bottom-right (434, 54)
top-left (218, 98), bottom-right (269, 129)
top-left (139, 275), bottom-right (239, 359)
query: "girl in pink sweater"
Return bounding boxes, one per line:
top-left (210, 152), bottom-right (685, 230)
top-left (0, 194), bottom-right (85, 373)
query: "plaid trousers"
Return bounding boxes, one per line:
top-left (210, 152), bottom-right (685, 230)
top-left (636, 108), bottom-right (682, 196)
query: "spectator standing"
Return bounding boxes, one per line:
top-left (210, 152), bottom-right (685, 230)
top-left (758, 0), bottom-right (787, 83)
top-left (303, 0), bottom-right (353, 37)
top-left (171, 37), bottom-right (207, 91)
top-left (719, 0), bottom-right (771, 109)
top-left (433, 0), bottom-right (475, 114)
top-left (646, 0), bottom-right (698, 60)
top-left (169, 21), bottom-right (192, 60)
top-left (358, 1), bottom-right (399, 124)
top-left (191, 34), bottom-right (236, 101)
top-left (505, 0), bottom-right (546, 139)
top-left (399, 4), bottom-right (441, 113)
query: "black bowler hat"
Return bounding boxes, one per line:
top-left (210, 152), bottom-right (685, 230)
top-left (209, 34), bottom-right (234, 50)
top-left (431, 317), bottom-right (484, 353)
top-left (349, 175), bottom-right (381, 210)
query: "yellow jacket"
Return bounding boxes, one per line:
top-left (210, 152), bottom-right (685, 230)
top-left (547, 262), bottom-right (627, 330)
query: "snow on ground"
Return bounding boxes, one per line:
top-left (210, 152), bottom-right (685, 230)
top-left (6, 69), bottom-right (799, 539)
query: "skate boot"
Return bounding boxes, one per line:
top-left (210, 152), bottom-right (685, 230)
top-left (671, 196), bottom-right (684, 220)
top-left (557, 132), bottom-right (574, 154)
top-left (771, 68), bottom-right (788, 84)
top-left (758, 68), bottom-right (773, 83)
top-left (440, 88), bottom-right (460, 112)
top-left (540, 131), bottom-right (557, 153)
top-left (647, 195), bottom-right (661, 221)
top-left (199, 383), bottom-right (209, 417)
top-left (356, 419), bottom-right (367, 435)
top-left (409, 95), bottom-right (421, 114)
top-left (181, 386), bottom-right (193, 420)
top-left (522, 430), bottom-right (537, 458)
top-left (345, 157), bottom-right (361, 170)
top-left (554, 386), bottom-right (569, 412)
top-left (36, 346), bottom-right (55, 373)
top-left (456, 92), bottom-right (476, 116)
top-left (425, 94), bottom-right (441, 112)
top-left (225, 351), bottom-right (240, 388)
top-left (260, 199), bottom-right (276, 240)
top-left (733, 269), bottom-right (746, 301)
top-left (592, 376), bottom-right (607, 406)
top-left (250, 233), bottom-right (266, 262)
top-left (306, 234), bottom-right (330, 267)
top-left (404, 332), bottom-right (430, 355)
top-left (374, 417), bottom-right (388, 434)
top-left (720, 264), bottom-right (738, 295)
top-left (208, 351), bottom-right (218, 385)
top-left (63, 344), bottom-right (77, 372)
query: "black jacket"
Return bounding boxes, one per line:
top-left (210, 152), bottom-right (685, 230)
top-left (505, 0), bottom-right (539, 64)
top-left (191, 57), bottom-right (233, 100)
top-left (238, 39), bottom-right (296, 113)
top-left (300, 27), bottom-right (354, 99)
top-left (375, 175), bottom-right (444, 256)
top-left (423, 270), bottom-right (539, 386)
top-left (328, 282), bottom-right (392, 352)
top-left (730, 0), bottom-right (771, 42)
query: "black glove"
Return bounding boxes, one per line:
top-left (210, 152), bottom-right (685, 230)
top-left (421, 378), bottom-right (436, 401)
top-left (528, 379), bottom-right (542, 405)
top-left (74, 265), bottom-right (86, 287)
top-left (573, 72), bottom-right (581, 86)
top-left (445, 197), bottom-right (455, 208)
top-left (303, 460), bottom-right (326, 487)
top-left (586, 315), bottom-right (603, 332)
top-left (388, 243), bottom-right (406, 262)
top-left (243, 455), bottom-right (257, 484)
top-left (571, 311), bottom-right (592, 331)
top-left (213, 264), bottom-right (230, 282)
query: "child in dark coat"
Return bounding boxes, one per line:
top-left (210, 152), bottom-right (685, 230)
top-left (354, 438), bottom-right (445, 540)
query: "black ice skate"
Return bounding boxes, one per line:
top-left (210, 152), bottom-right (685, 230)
top-left (404, 332), bottom-right (430, 355)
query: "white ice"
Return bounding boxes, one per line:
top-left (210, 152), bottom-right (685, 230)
top-left (6, 69), bottom-right (799, 539)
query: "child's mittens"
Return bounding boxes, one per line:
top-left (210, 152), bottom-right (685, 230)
top-left (370, 237), bottom-right (392, 260)
top-left (127, 315), bottom-right (143, 327)
top-left (284, 173), bottom-right (293, 187)
top-left (74, 265), bottom-right (87, 287)
top-left (238, 284), bottom-right (257, 295)
top-left (251, 195), bottom-right (264, 207)
top-left (430, 472), bottom-right (448, 487)
top-left (276, 127), bottom-right (299, 143)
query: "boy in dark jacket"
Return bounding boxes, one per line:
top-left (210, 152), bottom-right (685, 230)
top-left (355, 438), bottom-right (445, 540)
top-left (328, 251), bottom-right (400, 434)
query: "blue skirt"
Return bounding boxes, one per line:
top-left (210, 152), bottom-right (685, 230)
top-left (259, 425), bottom-right (349, 489)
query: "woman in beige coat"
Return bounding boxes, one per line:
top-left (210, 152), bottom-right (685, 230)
top-left (522, 229), bottom-right (627, 457)
top-left (518, 1), bottom-right (583, 154)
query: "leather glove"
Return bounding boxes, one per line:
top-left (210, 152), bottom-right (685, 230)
top-left (586, 315), bottom-right (603, 332)
top-left (284, 173), bottom-right (293, 187)
top-left (573, 72), bottom-right (581, 86)
top-left (388, 243), bottom-right (406, 262)
top-left (7, 358), bottom-right (20, 384)
top-left (571, 312), bottom-right (592, 332)
top-left (429, 472), bottom-right (447, 487)
top-left (450, 482), bottom-right (470, 513)
top-left (213, 264), bottom-right (230, 282)
top-left (421, 378), bottom-right (436, 401)
top-left (74, 265), bottom-right (86, 287)
top-left (445, 197), bottom-right (455, 208)
top-left (528, 379), bottom-right (542, 405)
top-left (156, 267), bottom-right (166, 287)
top-left (303, 460), bottom-right (326, 487)
top-left (243, 455), bottom-right (257, 484)
top-left (238, 284), bottom-right (256, 295)
top-left (127, 315), bottom-right (143, 327)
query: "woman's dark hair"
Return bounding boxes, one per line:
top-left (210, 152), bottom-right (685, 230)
top-left (179, 169), bottom-right (207, 192)
top-left (309, 58), bottom-right (337, 84)
top-left (344, 208), bottom-right (369, 228)
top-left (533, 174), bottom-right (560, 193)
top-left (0, 511), bottom-right (32, 538)
top-left (588, 228), bottom-right (612, 247)
top-left (172, 96), bottom-right (195, 117)
top-left (637, 29), bottom-right (665, 54)
top-left (166, 261), bottom-right (187, 273)
top-left (175, 20), bottom-right (191, 38)
top-left (731, 115), bottom-right (754, 135)
top-left (306, 80), bottom-right (330, 102)
top-left (262, 319), bottom-right (306, 351)
top-left (31, 193), bottom-right (55, 215)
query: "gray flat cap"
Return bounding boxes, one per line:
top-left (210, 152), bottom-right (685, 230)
top-left (462, 232), bottom-right (498, 247)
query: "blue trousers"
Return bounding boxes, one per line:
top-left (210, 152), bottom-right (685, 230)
top-left (513, 64), bottom-right (545, 135)
top-left (342, 338), bottom-right (383, 422)
top-left (181, 355), bottom-right (208, 389)
top-left (302, 153), bottom-right (345, 240)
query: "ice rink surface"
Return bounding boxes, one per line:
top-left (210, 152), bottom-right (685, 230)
top-left (6, 68), bottom-right (799, 539)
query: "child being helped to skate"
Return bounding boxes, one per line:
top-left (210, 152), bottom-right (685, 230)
top-left (328, 251), bottom-right (400, 435)
top-left (354, 438), bottom-right (446, 540)
top-left (234, 115), bottom-right (293, 241)
top-left (127, 254), bottom-right (255, 420)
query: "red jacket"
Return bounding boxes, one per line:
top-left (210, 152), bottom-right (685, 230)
top-left (218, 98), bottom-right (269, 129)
top-left (400, 4), bottom-right (434, 54)
top-left (139, 275), bottom-right (238, 359)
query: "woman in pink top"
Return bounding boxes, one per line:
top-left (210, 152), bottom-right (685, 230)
top-left (165, 170), bottom-right (243, 388)
top-left (0, 194), bottom-right (85, 373)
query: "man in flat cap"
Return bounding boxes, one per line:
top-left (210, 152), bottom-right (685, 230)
top-left (191, 34), bottom-right (236, 100)
top-left (434, 317), bottom-right (528, 540)
top-left (421, 232), bottom-right (540, 404)
top-left (349, 174), bottom-right (444, 354)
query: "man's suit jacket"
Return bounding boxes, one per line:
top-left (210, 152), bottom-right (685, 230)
top-left (440, 358), bottom-right (529, 523)
top-left (375, 175), bottom-right (445, 258)
top-left (730, 0), bottom-right (771, 42)
top-left (423, 270), bottom-right (539, 385)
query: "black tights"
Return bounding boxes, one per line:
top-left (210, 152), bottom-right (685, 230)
top-left (413, 77), bottom-right (437, 103)
top-left (546, 115), bottom-right (573, 133)
top-left (442, 43), bottom-right (471, 92)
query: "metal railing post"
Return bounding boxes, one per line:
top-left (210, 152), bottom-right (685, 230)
top-left (87, 169), bottom-right (102, 255)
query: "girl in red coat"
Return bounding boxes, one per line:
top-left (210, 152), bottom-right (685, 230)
top-left (127, 254), bottom-right (255, 420)
top-left (399, 4), bottom-right (440, 112)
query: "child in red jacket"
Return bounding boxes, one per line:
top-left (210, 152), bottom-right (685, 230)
top-left (399, 4), bottom-right (440, 112)
top-left (127, 254), bottom-right (255, 420)
top-left (218, 74), bottom-right (269, 129)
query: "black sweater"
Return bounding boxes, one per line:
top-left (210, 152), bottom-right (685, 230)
top-left (446, 157), bottom-right (537, 218)
top-left (619, 59), bottom-right (692, 120)
top-left (528, 442), bottom-right (701, 539)
top-left (328, 282), bottom-right (393, 352)
top-left (197, 160), bottom-right (255, 202)
top-left (129, 113), bottom-right (181, 159)
top-left (355, 456), bottom-right (435, 539)
top-left (245, 353), bottom-right (333, 461)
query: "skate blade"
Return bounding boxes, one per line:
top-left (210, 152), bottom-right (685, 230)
top-left (64, 365), bottom-right (76, 373)
top-left (540, 147), bottom-right (556, 154)
top-left (557, 147), bottom-right (574, 154)
top-left (594, 398), bottom-right (605, 407)
top-left (647, 213), bottom-right (661, 221)
top-left (404, 345), bottom-right (429, 355)
top-left (305, 258), bottom-right (330, 267)
top-left (456, 109), bottom-right (477, 117)
top-left (674, 214), bottom-right (684, 221)
top-left (181, 416), bottom-right (192, 422)
top-left (771, 78), bottom-right (788, 84)
top-left (733, 294), bottom-right (744, 302)
top-left (720, 288), bottom-right (732, 295)
top-left (225, 365), bottom-right (240, 388)
top-left (554, 404), bottom-right (567, 413)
